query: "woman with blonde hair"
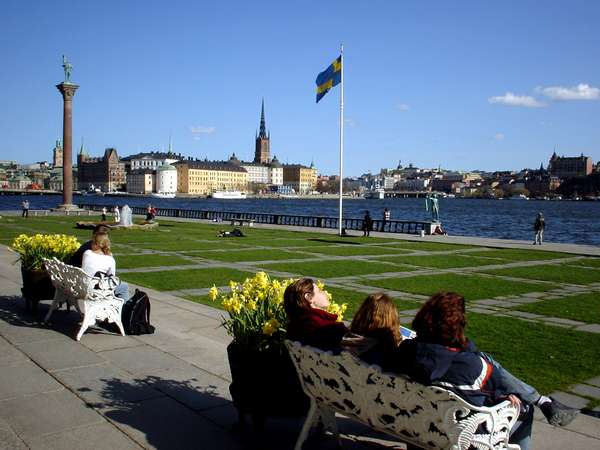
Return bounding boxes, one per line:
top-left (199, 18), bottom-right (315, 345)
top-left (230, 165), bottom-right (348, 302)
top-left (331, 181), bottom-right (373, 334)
top-left (342, 292), bottom-right (402, 366)
top-left (81, 232), bottom-right (129, 301)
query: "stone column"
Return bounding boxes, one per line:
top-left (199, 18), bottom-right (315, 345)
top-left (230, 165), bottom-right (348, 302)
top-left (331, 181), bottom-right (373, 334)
top-left (56, 82), bottom-right (79, 210)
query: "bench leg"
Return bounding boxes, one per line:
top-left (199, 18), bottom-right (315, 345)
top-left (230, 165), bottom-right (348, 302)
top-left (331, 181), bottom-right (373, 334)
top-left (76, 310), bottom-right (96, 341)
top-left (44, 292), bottom-right (64, 323)
top-left (115, 318), bottom-right (126, 336)
top-left (295, 399), bottom-right (320, 450)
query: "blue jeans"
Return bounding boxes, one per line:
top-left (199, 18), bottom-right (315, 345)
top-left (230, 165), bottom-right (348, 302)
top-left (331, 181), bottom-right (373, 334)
top-left (483, 353), bottom-right (538, 450)
top-left (114, 282), bottom-right (130, 302)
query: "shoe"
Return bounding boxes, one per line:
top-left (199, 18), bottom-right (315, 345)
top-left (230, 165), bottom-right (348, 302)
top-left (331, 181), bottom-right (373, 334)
top-left (539, 398), bottom-right (579, 426)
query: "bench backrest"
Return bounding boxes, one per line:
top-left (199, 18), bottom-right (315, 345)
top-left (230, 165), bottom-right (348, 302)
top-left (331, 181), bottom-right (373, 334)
top-left (43, 258), bottom-right (99, 301)
top-left (286, 340), bottom-right (519, 450)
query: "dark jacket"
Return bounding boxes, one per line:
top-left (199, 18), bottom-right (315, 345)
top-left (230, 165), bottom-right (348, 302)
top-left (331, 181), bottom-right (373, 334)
top-left (391, 339), bottom-right (506, 406)
top-left (286, 308), bottom-right (347, 352)
top-left (68, 240), bottom-right (93, 268)
top-left (341, 330), bottom-right (399, 367)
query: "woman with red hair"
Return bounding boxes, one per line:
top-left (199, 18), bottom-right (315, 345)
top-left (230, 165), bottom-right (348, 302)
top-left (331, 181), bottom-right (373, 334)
top-left (392, 292), bottom-right (578, 450)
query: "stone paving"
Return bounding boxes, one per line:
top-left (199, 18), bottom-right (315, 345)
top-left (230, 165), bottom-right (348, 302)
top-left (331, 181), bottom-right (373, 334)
top-left (1, 216), bottom-right (600, 449)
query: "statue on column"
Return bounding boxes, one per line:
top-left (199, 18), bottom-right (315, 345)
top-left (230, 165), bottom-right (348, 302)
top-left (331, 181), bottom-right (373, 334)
top-left (62, 55), bottom-right (73, 82)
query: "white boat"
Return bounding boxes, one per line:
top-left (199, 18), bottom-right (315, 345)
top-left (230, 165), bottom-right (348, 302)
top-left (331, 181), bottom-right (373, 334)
top-left (508, 194), bottom-right (529, 200)
top-left (211, 191), bottom-right (247, 199)
top-left (364, 188), bottom-right (385, 199)
top-left (151, 192), bottom-right (176, 199)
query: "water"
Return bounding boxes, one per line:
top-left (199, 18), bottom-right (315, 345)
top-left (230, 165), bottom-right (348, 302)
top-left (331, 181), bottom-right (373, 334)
top-left (2, 193), bottom-right (599, 246)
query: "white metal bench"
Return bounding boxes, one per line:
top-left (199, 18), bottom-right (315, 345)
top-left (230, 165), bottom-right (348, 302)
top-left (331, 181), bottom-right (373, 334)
top-left (43, 258), bottom-right (125, 341)
top-left (285, 340), bottom-right (520, 450)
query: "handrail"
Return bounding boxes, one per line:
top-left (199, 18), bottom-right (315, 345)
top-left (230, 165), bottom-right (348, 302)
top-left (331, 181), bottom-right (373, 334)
top-left (77, 203), bottom-right (433, 235)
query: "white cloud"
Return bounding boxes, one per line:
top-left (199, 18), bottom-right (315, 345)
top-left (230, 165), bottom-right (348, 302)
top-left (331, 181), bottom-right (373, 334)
top-left (189, 125), bottom-right (216, 134)
top-left (493, 133), bottom-right (505, 141)
top-left (488, 92), bottom-right (545, 108)
top-left (397, 103), bottom-right (410, 111)
top-left (536, 83), bottom-right (600, 101)
top-left (343, 117), bottom-right (356, 127)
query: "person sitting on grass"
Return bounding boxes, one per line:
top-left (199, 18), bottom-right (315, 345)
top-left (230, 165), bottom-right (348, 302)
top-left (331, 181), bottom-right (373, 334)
top-left (383, 292), bottom-right (578, 450)
top-left (81, 232), bottom-right (130, 302)
top-left (341, 292), bottom-right (402, 366)
top-left (284, 278), bottom-right (347, 351)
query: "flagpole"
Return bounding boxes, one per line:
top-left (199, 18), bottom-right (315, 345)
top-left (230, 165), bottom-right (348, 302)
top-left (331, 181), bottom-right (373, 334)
top-left (338, 44), bottom-right (344, 236)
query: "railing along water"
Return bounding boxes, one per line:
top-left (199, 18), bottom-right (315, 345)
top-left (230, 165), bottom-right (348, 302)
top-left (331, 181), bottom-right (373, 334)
top-left (78, 203), bottom-right (433, 235)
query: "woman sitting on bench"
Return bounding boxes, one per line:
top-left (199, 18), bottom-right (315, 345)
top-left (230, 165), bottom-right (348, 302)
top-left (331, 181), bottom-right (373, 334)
top-left (352, 291), bottom-right (578, 450)
top-left (81, 232), bottom-right (130, 302)
top-left (283, 278), bottom-right (347, 351)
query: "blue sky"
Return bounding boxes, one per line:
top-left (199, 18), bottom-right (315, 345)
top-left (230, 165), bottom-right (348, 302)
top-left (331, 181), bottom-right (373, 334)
top-left (1, 0), bottom-right (599, 175)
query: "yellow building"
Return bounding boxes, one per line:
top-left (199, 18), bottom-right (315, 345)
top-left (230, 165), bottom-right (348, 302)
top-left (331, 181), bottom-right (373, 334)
top-left (282, 164), bottom-right (317, 194)
top-left (176, 160), bottom-right (248, 195)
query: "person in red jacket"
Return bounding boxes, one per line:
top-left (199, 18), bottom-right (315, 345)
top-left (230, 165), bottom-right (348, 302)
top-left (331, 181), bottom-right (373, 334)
top-left (284, 278), bottom-right (347, 351)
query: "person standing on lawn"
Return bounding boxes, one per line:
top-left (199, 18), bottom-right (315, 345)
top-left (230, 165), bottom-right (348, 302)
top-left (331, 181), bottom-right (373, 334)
top-left (381, 208), bottom-right (390, 231)
top-left (21, 200), bottom-right (29, 218)
top-left (362, 210), bottom-right (373, 237)
top-left (101, 206), bottom-right (107, 222)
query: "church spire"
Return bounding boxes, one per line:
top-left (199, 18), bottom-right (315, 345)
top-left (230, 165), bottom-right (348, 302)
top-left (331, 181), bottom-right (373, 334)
top-left (259, 98), bottom-right (267, 139)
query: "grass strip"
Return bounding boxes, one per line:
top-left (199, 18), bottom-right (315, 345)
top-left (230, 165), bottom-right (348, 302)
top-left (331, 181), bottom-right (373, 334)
top-left (514, 293), bottom-right (600, 324)
top-left (361, 273), bottom-right (556, 301)
top-left (120, 267), bottom-right (254, 291)
top-left (482, 264), bottom-right (600, 285)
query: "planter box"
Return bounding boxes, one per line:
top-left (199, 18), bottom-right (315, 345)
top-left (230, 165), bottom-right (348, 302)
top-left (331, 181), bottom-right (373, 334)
top-left (21, 266), bottom-right (55, 312)
top-left (227, 341), bottom-right (309, 429)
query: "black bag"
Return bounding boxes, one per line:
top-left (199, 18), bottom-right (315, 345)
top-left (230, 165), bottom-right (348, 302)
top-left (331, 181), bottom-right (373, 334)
top-left (122, 289), bottom-right (155, 335)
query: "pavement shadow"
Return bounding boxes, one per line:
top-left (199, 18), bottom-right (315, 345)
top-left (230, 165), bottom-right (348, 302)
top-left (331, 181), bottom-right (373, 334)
top-left (89, 375), bottom-right (400, 449)
top-left (0, 295), bottom-right (121, 340)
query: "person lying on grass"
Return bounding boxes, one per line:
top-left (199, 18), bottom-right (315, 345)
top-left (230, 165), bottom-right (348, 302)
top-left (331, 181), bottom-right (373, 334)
top-left (347, 291), bottom-right (579, 450)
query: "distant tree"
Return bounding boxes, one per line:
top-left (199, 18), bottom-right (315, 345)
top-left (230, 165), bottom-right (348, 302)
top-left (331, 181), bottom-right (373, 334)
top-left (557, 173), bottom-right (600, 197)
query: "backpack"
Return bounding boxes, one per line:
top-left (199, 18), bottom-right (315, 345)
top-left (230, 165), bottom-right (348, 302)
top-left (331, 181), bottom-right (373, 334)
top-left (121, 289), bottom-right (155, 335)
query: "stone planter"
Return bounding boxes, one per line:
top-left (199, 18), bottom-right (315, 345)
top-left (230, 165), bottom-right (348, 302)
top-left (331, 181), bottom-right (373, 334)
top-left (21, 266), bottom-right (55, 312)
top-left (226, 341), bottom-right (309, 429)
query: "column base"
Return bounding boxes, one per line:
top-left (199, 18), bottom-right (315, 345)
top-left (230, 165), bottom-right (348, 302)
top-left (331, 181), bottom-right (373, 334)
top-left (54, 203), bottom-right (80, 211)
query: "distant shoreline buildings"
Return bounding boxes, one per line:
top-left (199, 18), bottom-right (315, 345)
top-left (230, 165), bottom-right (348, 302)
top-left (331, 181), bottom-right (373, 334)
top-left (1, 102), bottom-right (598, 199)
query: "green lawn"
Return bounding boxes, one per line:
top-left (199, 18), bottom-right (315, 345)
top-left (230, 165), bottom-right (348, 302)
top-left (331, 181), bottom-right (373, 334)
top-left (361, 273), bottom-right (556, 301)
top-left (564, 258), bottom-right (600, 269)
top-left (467, 313), bottom-right (600, 394)
top-left (198, 248), bottom-right (314, 262)
top-left (120, 267), bottom-right (254, 291)
top-left (115, 254), bottom-right (196, 269)
top-left (301, 245), bottom-right (412, 257)
top-left (482, 264), bottom-right (600, 285)
top-left (375, 254), bottom-right (507, 269)
top-left (515, 293), bottom-right (600, 324)
top-left (385, 241), bottom-right (477, 252)
top-left (465, 248), bottom-right (571, 261)
top-left (258, 259), bottom-right (416, 278)
top-left (324, 286), bottom-right (421, 317)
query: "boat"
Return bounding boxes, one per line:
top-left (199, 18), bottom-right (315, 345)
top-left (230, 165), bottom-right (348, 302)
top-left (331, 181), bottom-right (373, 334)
top-left (508, 194), bottom-right (529, 200)
top-left (211, 191), bottom-right (247, 199)
top-left (151, 192), bottom-right (176, 199)
top-left (364, 188), bottom-right (385, 199)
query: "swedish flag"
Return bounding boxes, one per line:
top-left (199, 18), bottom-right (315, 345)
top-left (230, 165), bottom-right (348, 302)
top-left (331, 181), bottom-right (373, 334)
top-left (315, 56), bottom-right (341, 103)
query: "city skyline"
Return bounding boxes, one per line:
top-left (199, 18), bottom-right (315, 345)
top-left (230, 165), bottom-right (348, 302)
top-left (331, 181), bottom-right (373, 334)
top-left (1, 0), bottom-right (599, 175)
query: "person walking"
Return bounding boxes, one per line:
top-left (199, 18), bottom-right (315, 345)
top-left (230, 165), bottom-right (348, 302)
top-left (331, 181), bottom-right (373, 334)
top-left (381, 207), bottom-right (391, 231)
top-left (21, 200), bottom-right (29, 218)
top-left (362, 210), bottom-right (373, 237)
top-left (101, 206), bottom-right (107, 222)
top-left (533, 212), bottom-right (545, 245)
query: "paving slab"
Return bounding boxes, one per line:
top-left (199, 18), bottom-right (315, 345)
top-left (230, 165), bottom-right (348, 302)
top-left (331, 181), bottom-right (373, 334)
top-left (16, 338), bottom-right (107, 372)
top-left (0, 417), bottom-right (27, 450)
top-left (569, 384), bottom-right (600, 400)
top-left (532, 419), bottom-right (600, 449)
top-left (548, 391), bottom-right (590, 409)
top-left (25, 422), bottom-right (142, 450)
top-left (504, 311), bottom-right (545, 319)
top-left (0, 389), bottom-right (104, 439)
top-left (575, 323), bottom-right (600, 333)
top-left (79, 332), bottom-right (146, 353)
top-left (100, 395), bottom-right (243, 450)
top-left (0, 359), bottom-right (63, 401)
top-left (144, 365), bottom-right (231, 411)
top-left (585, 376), bottom-right (600, 388)
top-left (0, 335), bottom-right (27, 366)
top-left (100, 345), bottom-right (191, 375)
top-left (51, 363), bottom-right (165, 406)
